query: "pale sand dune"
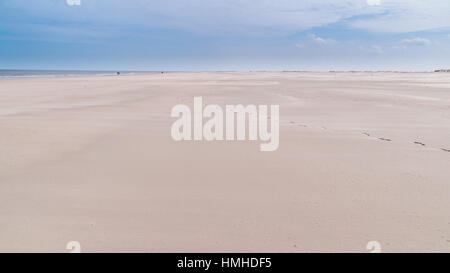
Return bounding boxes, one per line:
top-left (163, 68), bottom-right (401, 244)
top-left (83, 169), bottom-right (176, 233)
top-left (1, 72), bottom-right (450, 252)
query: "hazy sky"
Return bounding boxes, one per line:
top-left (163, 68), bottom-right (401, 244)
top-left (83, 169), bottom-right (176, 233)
top-left (1, 0), bottom-right (449, 71)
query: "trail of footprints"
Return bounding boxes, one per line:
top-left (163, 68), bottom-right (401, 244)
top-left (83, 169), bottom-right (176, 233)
top-left (360, 132), bottom-right (450, 153)
top-left (288, 121), bottom-right (450, 153)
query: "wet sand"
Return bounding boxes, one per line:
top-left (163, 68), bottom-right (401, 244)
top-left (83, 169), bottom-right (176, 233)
top-left (1, 72), bottom-right (450, 252)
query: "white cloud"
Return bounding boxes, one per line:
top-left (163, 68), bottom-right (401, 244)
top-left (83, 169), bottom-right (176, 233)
top-left (66, 0), bottom-right (81, 6)
top-left (401, 38), bottom-right (432, 46)
top-left (309, 34), bottom-right (337, 45)
top-left (366, 0), bottom-right (381, 6)
top-left (3, 0), bottom-right (450, 35)
top-left (361, 45), bottom-right (384, 54)
top-left (0, 0), bottom-right (386, 35)
top-left (130, 0), bottom-right (379, 35)
top-left (349, 0), bottom-right (450, 33)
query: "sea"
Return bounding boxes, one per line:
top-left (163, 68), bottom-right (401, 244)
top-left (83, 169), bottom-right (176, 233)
top-left (0, 70), bottom-right (158, 79)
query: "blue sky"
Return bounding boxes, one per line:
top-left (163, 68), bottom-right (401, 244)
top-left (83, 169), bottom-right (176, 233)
top-left (0, 0), bottom-right (449, 71)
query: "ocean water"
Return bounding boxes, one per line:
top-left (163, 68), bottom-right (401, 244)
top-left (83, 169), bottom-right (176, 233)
top-left (0, 70), bottom-right (156, 78)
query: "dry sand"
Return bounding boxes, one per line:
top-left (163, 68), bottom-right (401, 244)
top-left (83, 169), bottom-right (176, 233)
top-left (1, 72), bottom-right (450, 252)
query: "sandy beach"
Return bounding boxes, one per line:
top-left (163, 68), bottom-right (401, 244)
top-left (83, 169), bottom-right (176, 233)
top-left (1, 72), bottom-right (450, 252)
